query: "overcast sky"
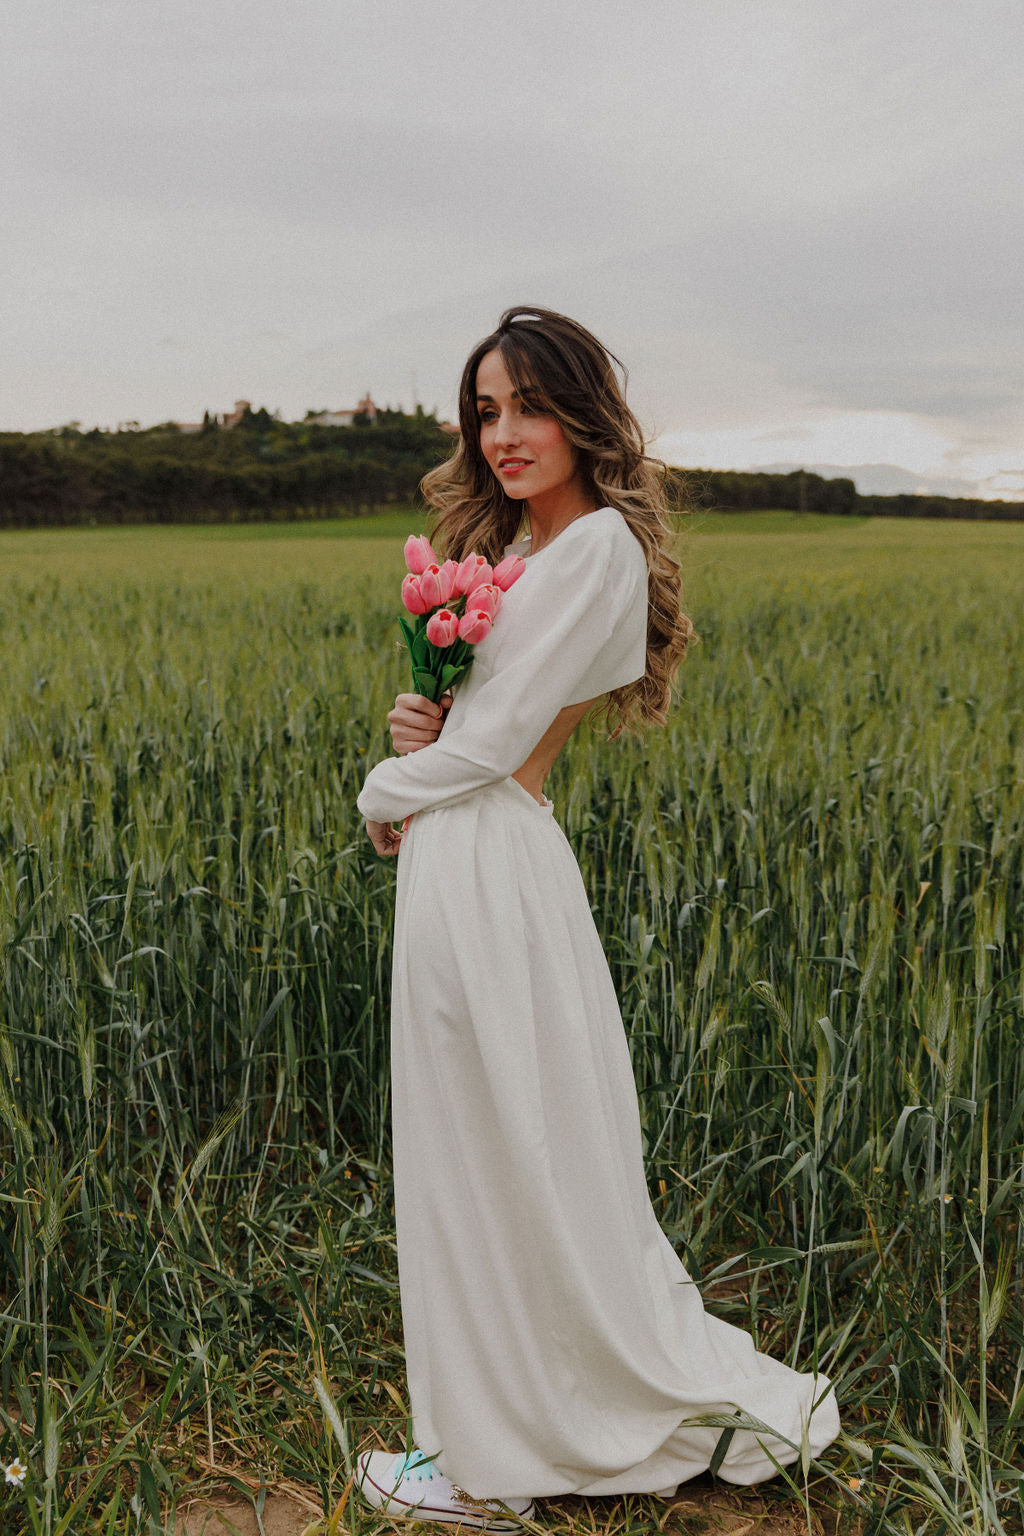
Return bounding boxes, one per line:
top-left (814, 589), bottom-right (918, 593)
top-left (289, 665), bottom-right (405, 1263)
top-left (3, 0), bottom-right (1022, 495)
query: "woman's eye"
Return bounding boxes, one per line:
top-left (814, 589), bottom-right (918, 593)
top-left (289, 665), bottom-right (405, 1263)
top-left (478, 408), bottom-right (497, 423)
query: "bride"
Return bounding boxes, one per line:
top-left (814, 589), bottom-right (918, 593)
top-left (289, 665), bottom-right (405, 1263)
top-left (356, 306), bottom-right (840, 1529)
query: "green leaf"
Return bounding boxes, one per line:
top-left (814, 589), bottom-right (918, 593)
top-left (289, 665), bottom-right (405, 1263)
top-left (709, 1426), bottom-right (735, 1477)
top-left (136, 1459), bottom-right (161, 1521)
top-left (413, 669), bottom-right (439, 701)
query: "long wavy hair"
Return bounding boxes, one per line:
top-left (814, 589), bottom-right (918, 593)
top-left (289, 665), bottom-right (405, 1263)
top-left (422, 305), bottom-right (695, 736)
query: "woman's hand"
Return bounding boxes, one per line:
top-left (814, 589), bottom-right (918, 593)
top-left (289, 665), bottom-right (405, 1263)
top-left (365, 818), bottom-right (405, 857)
top-left (364, 695), bottom-right (451, 856)
top-left (388, 691), bottom-right (452, 755)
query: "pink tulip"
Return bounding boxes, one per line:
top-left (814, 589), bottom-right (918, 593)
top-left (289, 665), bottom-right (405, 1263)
top-left (437, 559), bottom-right (459, 603)
top-left (492, 553), bottom-right (526, 591)
top-left (458, 609), bottom-right (493, 645)
top-left (401, 574), bottom-right (431, 615)
top-left (418, 564), bottom-right (445, 608)
top-left (455, 553), bottom-right (493, 595)
top-left (465, 583), bottom-right (502, 620)
top-left (404, 534), bottom-right (437, 575)
top-left (426, 608), bottom-right (460, 647)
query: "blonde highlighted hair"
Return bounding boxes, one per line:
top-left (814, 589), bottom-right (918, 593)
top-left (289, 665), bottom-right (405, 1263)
top-left (422, 305), bottom-right (695, 736)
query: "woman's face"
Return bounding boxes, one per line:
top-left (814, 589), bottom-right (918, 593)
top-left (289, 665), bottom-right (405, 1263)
top-left (475, 349), bottom-right (582, 507)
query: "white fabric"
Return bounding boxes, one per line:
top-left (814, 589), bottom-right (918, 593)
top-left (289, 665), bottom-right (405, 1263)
top-left (358, 505), bottom-right (840, 1501)
top-left (356, 507), bottom-right (647, 825)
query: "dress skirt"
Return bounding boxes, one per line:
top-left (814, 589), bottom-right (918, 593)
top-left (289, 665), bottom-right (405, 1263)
top-left (389, 775), bottom-right (840, 1502)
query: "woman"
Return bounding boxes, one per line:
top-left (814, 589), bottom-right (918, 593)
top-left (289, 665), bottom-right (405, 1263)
top-left (356, 308), bottom-right (840, 1529)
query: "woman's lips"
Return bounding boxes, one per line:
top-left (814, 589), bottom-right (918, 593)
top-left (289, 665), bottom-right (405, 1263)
top-left (499, 459), bottom-right (532, 474)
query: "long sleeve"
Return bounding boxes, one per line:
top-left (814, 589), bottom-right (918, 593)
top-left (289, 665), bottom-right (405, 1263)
top-left (356, 509), bottom-right (648, 824)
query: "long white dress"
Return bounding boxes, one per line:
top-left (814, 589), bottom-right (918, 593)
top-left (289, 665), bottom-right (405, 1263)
top-left (357, 506), bottom-right (840, 1502)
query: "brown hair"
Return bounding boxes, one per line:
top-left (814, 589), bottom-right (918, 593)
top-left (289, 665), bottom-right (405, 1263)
top-left (422, 305), bottom-right (695, 736)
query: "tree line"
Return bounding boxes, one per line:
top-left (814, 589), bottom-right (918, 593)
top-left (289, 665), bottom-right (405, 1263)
top-left (0, 407), bottom-right (452, 526)
top-left (2, 410), bottom-right (1022, 526)
top-left (670, 467), bottom-right (1024, 522)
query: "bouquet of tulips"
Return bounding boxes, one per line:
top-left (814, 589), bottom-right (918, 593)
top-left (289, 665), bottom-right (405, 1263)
top-left (399, 534), bottom-right (526, 702)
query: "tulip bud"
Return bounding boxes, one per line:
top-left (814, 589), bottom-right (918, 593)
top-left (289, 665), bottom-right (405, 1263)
top-left (465, 583), bottom-right (501, 620)
top-left (458, 609), bottom-right (493, 645)
top-left (455, 553), bottom-right (493, 595)
top-left (404, 534), bottom-right (437, 575)
top-left (426, 609), bottom-right (460, 647)
top-left (418, 564), bottom-right (445, 608)
top-left (492, 553), bottom-right (526, 591)
top-left (437, 559), bottom-right (459, 603)
top-left (401, 574), bottom-right (431, 615)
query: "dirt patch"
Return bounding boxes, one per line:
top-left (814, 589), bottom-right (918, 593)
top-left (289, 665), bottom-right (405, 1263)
top-left (657, 1479), bottom-right (851, 1536)
top-left (175, 1492), bottom-right (320, 1536)
top-left (174, 1475), bottom-right (853, 1536)
top-left (533, 1477), bottom-right (850, 1536)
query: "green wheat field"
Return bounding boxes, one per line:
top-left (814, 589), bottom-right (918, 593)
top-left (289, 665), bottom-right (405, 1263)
top-left (1, 512), bottom-right (1022, 1536)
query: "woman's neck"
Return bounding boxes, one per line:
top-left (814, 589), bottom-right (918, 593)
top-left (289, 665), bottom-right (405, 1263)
top-left (526, 488), bottom-right (598, 554)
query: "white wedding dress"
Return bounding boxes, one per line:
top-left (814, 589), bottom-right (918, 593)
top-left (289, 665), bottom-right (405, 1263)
top-left (357, 506), bottom-right (840, 1501)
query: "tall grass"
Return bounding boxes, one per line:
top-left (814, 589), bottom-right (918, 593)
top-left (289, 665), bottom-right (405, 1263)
top-left (0, 513), bottom-right (1022, 1534)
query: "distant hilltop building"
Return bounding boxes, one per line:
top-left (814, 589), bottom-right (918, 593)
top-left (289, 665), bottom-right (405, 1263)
top-left (305, 393), bottom-right (379, 427)
top-left (174, 400), bottom-right (252, 433)
top-left (174, 394), bottom-right (386, 433)
top-left (221, 399), bottom-right (252, 429)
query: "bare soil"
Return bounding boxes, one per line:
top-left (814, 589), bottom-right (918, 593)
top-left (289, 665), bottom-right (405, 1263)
top-left (175, 1475), bottom-right (855, 1536)
top-left (176, 1491), bottom-right (319, 1536)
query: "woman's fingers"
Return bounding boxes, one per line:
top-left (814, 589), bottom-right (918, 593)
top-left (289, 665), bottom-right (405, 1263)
top-left (390, 718), bottom-right (441, 751)
top-left (365, 818), bottom-right (403, 857)
top-left (389, 692), bottom-right (446, 722)
top-left (388, 691), bottom-right (453, 753)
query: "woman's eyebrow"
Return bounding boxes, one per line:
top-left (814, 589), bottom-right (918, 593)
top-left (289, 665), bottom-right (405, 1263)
top-left (476, 389), bottom-right (532, 404)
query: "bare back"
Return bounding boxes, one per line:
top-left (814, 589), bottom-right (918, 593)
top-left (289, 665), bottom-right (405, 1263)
top-left (512, 696), bottom-right (601, 805)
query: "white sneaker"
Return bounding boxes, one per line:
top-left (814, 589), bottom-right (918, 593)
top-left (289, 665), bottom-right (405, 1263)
top-left (356, 1448), bottom-right (535, 1530)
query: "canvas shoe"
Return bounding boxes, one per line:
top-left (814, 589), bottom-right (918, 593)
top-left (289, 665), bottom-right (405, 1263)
top-left (356, 1447), bottom-right (535, 1529)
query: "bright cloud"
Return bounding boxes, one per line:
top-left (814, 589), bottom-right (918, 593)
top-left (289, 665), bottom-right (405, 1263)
top-left (655, 412), bottom-right (953, 476)
top-left (653, 411), bottom-right (1024, 500)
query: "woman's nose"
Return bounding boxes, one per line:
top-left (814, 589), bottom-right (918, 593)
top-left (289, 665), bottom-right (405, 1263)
top-left (495, 410), bottom-right (520, 445)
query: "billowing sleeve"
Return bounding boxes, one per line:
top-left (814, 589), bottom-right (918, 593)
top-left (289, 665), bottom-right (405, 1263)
top-left (356, 520), bottom-right (647, 824)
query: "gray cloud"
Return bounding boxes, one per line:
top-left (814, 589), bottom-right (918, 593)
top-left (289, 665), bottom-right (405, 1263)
top-left (2, 0), bottom-right (1021, 478)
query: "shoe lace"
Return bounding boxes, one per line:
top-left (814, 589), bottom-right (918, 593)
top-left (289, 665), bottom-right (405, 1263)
top-left (393, 1448), bottom-right (439, 1484)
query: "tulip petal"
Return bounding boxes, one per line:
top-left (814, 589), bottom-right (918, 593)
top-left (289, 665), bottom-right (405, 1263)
top-left (404, 534), bottom-right (437, 574)
top-left (492, 553), bottom-right (526, 590)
